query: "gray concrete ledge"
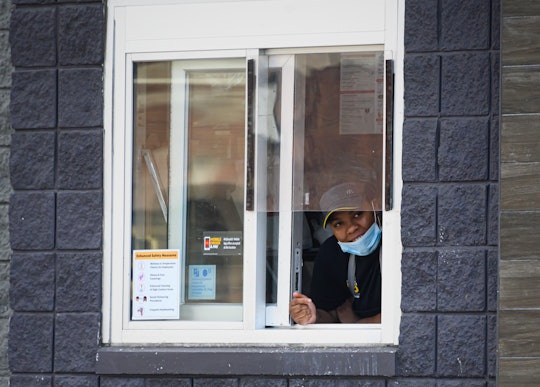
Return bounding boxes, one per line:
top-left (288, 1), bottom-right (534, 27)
top-left (96, 346), bottom-right (396, 377)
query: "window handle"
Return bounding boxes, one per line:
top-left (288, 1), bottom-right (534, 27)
top-left (385, 59), bottom-right (394, 211)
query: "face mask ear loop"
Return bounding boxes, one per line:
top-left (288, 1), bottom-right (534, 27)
top-left (371, 201), bottom-right (381, 228)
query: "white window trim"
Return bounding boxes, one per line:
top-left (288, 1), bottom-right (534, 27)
top-left (103, 0), bottom-right (403, 346)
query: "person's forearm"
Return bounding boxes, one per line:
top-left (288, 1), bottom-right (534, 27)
top-left (315, 308), bottom-right (339, 323)
top-left (356, 313), bottom-right (381, 324)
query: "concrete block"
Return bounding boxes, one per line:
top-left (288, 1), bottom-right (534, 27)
top-left (10, 375), bottom-right (52, 387)
top-left (401, 251), bottom-right (437, 312)
top-left (405, 0), bottom-right (439, 52)
top-left (12, 0), bottom-right (55, 4)
top-left (56, 252), bottom-right (101, 312)
top-left (402, 118), bottom-right (438, 182)
top-left (396, 314), bottom-right (436, 376)
top-left (492, 0), bottom-right (501, 50)
top-left (404, 54), bottom-right (440, 116)
top-left (0, 1), bottom-right (11, 30)
top-left (54, 375), bottom-right (98, 387)
top-left (488, 184), bottom-right (498, 246)
top-left (441, 52), bottom-right (490, 116)
top-left (0, 148), bottom-right (8, 179)
top-left (488, 314), bottom-right (497, 377)
top-left (193, 379), bottom-right (240, 387)
top-left (490, 117), bottom-right (499, 181)
top-left (10, 131), bottom-right (55, 189)
top-left (0, 317), bottom-right (8, 371)
top-left (0, 92), bottom-right (9, 137)
top-left (99, 378), bottom-right (145, 387)
top-left (239, 378), bottom-right (287, 387)
top-left (437, 250), bottom-right (486, 311)
top-left (0, 206), bottom-right (9, 252)
top-left (10, 192), bottom-right (55, 250)
top-left (146, 378), bottom-right (196, 387)
top-left (56, 191), bottom-right (102, 250)
top-left (9, 7), bottom-right (56, 67)
top-left (10, 70), bottom-right (57, 129)
top-left (0, 32), bottom-right (12, 88)
top-left (491, 53), bottom-right (500, 115)
top-left (58, 68), bottom-right (103, 128)
top-left (389, 379), bottom-right (436, 387)
top-left (441, 0), bottom-right (490, 50)
top-left (438, 184), bottom-right (487, 246)
top-left (438, 118), bottom-right (489, 181)
top-left (0, 178), bottom-right (12, 203)
top-left (401, 184), bottom-right (437, 247)
top-left (58, 130), bottom-right (103, 189)
top-left (437, 315), bottom-right (486, 377)
top-left (0, 262), bottom-right (9, 315)
top-left (487, 250), bottom-right (498, 312)
top-left (9, 312), bottom-right (53, 372)
top-left (54, 312), bottom-right (99, 373)
top-left (289, 379), bottom-right (383, 387)
top-left (10, 253), bottom-right (55, 312)
top-left (59, 4), bottom-right (104, 65)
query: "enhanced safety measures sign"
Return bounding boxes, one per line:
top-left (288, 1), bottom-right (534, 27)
top-left (132, 249), bottom-right (180, 320)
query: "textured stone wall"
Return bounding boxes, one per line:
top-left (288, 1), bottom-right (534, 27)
top-left (8, 1), bottom-right (103, 386)
top-left (398, 0), bottom-right (499, 383)
top-left (0, 0), bottom-right (12, 386)
top-left (7, 0), bottom-right (500, 385)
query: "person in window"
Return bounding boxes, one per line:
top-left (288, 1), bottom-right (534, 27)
top-left (289, 182), bottom-right (382, 325)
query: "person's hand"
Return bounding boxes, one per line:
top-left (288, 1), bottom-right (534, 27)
top-left (289, 292), bottom-right (316, 325)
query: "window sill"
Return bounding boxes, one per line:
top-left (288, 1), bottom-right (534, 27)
top-left (96, 345), bottom-right (396, 377)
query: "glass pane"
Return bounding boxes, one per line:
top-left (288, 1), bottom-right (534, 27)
top-left (292, 51), bottom-right (384, 296)
top-left (131, 59), bottom-right (246, 322)
top-left (294, 51), bottom-right (384, 212)
top-left (132, 62), bottom-right (171, 251)
top-left (265, 67), bottom-right (282, 304)
top-left (185, 67), bottom-right (245, 310)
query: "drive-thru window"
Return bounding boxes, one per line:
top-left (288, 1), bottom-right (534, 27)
top-left (103, 0), bottom-right (403, 346)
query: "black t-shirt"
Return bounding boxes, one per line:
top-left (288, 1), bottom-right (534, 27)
top-left (309, 235), bottom-right (381, 319)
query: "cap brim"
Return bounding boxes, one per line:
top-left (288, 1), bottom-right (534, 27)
top-left (322, 206), bottom-right (358, 228)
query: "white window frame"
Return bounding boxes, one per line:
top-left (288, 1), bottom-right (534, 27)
top-left (103, 0), bottom-right (404, 346)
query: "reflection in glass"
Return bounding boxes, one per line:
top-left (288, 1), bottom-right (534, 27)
top-left (293, 52), bottom-right (384, 213)
top-left (291, 51), bottom-right (384, 297)
top-left (263, 51), bottom-right (384, 305)
top-left (185, 69), bottom-right (245, 307)
top-left (131, 59), bottom-right (246, 321)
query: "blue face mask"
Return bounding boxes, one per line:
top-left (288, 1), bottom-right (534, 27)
top-left (337, 221), bottom-right (381, 256)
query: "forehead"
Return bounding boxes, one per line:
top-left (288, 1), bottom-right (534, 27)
top-left (328, 210), bottom-right (363, 223)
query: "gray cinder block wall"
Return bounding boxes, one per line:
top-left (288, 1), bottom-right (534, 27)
top-left (0, 0), bottom-right (12, 386)
top-left (398, 0), bottom-right (499, 383)
top-left (8, 1), bottom-right (104, 386)
top-left (7, 0), bottom-right (499, 385)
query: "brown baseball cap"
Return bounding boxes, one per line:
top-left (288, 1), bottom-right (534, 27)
top-left (320, 182), bottom-right (376, 228)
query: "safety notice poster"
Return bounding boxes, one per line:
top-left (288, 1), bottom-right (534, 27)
top-left (132, 249), bottom-right (180, 320)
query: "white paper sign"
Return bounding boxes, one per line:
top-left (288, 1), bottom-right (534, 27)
top-left (339, 52), bottom-right (384, 134)
top-left (132, 249), bottom-right (180, 320)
